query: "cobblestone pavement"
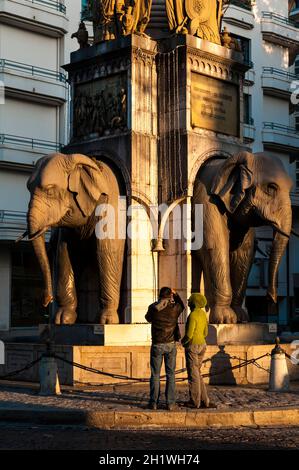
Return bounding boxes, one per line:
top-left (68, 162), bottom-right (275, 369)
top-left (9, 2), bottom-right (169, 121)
top-left (0, 382), bottom-right (299, 411)
top-left (0, 422), bottom-right (298, 450)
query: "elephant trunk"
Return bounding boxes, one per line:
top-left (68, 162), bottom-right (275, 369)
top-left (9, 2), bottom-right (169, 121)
top-left (267, 207), bottom-right (292, 304)
top-left (28, 214), bottom-right (53, 308)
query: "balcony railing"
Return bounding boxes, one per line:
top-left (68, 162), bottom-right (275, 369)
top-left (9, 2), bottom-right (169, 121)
top-left (0, 59), bottom-right (67, 83)
top-left (262, 11), bottom-right (299, 28)
top-left (263, 122), bottom-right (299, 134)
top-left (228, 0), bottom-right (252, 11)
top-left (0, 134), bottom-right (62, 152)
top-left (25, 0), bottom-right (66, 14)
top-left (0, 211), bottom-right (27, 225)
top-left (262, 67), bottom-right (298, 81)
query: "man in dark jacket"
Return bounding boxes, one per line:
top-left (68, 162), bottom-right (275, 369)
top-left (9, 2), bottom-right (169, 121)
top-left (145, 287), bottom-right (185, 410)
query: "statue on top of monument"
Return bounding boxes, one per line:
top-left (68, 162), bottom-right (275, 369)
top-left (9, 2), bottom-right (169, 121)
top-left (88, 0), bottom-right (152, 43)
top-left (166, 0), bottom-right (223, 44)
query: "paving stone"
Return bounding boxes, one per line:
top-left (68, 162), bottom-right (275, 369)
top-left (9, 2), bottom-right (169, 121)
top-left (0, 382), bottom-right (299, 412)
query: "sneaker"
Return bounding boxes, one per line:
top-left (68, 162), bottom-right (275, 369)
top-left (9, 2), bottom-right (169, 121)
top-left (148, 402), bottom-right (157, 410)
top-left (167, 403), bottom-right (179, 411)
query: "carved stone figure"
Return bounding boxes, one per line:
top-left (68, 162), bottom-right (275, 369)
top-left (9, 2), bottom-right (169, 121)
top-left (166, 0), bottom-right (222, 44)
top-left (89, 0), bottom-right (152, 43)
top-left (25, 153), bottom-right (125, 325)
top-left (72, 85), bottom-right (127, 138)
top-left (192, 152), bottom-right (294, 324)
top-left (71, 21), bottom-right (90, 49)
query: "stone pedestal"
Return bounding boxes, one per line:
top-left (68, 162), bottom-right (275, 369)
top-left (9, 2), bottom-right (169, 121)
top-left (39, 324), bottom-right (152, 346)
top-left (38, 322), bottom-right (276, 347)
top-left (206, 323), bottom-right (277, 345)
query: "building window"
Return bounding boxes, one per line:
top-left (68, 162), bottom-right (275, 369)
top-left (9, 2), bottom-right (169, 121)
top-left (232, 35), bottom-right (252, 66)
top-left (295, 115), bottom-right (299, 132)
top-left (81, 0), bottom-right (91, 20)
top-left (229, 0), bottom-right (253, 10)
top-left (244, 94), bottom-right (253, 125)
top-left (11, 244), bottom-right (46, 327)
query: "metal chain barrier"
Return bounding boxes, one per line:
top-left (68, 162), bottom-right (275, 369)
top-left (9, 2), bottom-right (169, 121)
top-left (52, 352), bottom-right (272, 384)
top-left (3, 349), bottom-right (295, 385)
top-left (0, 357), bottom-right (42, 381)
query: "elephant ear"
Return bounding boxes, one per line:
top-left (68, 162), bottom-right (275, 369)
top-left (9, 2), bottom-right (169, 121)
top-left (211, 151), bottom-right (255, 213)
top-left (68, 163), bottom-right (107, 217)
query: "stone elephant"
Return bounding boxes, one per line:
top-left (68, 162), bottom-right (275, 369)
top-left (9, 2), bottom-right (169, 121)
top-left (25, 152), bottom-right (125, 325)
top-left (192, 151), bottom-right (294, 324)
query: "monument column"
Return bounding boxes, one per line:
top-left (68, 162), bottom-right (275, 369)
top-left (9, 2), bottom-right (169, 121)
top-left (156, 33), bottom-right (250, 310)
top-left (64, 34), bottom-right (160, 325)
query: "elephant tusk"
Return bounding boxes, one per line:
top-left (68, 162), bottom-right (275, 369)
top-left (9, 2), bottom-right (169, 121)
top-left (27, 227), bottom-right (49, 241)
top-left (266, 291), bottom-right (277, 304)
top-left (15, 230), bottom-right (28, 243)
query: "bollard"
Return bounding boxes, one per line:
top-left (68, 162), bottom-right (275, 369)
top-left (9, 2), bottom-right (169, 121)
top-left (39, 341), bottom-right (61, 396)
top-left (269, 337), bottom-right (289, 392)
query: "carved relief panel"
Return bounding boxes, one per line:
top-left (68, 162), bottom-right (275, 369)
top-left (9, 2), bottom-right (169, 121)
top-left (72, 74), bottom-right (127, 139)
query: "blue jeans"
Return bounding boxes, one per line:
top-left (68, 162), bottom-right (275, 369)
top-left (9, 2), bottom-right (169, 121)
top-left (150, 342), bottom-right (177, 405)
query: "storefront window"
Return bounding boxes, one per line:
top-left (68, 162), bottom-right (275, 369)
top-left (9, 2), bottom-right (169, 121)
top-left (11, 244), bottom-right (47, 327)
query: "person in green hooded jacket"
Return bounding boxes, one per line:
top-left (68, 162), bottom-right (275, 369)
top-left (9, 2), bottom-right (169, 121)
top-left (182, 292), bottom-right (209, 408)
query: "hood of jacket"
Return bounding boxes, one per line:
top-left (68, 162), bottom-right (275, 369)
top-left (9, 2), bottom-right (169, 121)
top-left (189, 293), bottom-right (207, 309)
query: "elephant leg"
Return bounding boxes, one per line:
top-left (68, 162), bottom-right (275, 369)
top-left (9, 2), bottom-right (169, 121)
top-left (198, 203), bottom-right (237, 323)
top-left (230, 228), bottom-right (255, 323)
top-left (54, 228), bottom-right (77, 325)
top-left (193, 180), bottom-right (236, 324)
top-left (97, 238), bottom-right (124, 324)
top-left (199, 246), bottom-right (237, 324)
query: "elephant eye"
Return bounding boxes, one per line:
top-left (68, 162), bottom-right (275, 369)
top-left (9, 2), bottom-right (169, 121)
top-left (267, 183), bottom-right (278, 195)
top-left (46, 187), bottom-right (55, 197)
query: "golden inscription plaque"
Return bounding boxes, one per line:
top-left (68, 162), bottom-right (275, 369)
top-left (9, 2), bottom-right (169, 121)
top-left (191, 73), bottom-right (239, 136)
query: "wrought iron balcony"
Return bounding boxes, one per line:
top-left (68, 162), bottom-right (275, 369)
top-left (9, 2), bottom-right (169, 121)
top-left (0, 59), bottom-right (66, 83)
top-left (263, 122), bottom-right (299, 152)
top-left (25, 0), bottom-right (66, 13)
top-left (262, 67), bottom-right (297, 98)
top-left (262, 67), bottom-right (298, 81)
top-left (261, 11), bottom-right (299, 47)
top-left (0, 210), bottom-right (51, 242)
top-left (0, 0), bottom-right (69, 38)
top-left (263, 122), bottom-right (299, 133)
top-left (0, 210), bottom-right (27, 242)
top-left (262, 11), bottom-right (299, 28)
top-left (223, 0), bottom-right (254, 29)
top-left (0, 210), bottom-right (27, 225)
top-left (0, 134), bottom-right (62, 152)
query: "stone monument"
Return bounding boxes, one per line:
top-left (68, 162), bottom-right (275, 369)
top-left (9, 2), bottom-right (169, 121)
top-left (60, 0), bottom-right (250, 333)
top-left (3, 0), bottom-right (292, 386)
